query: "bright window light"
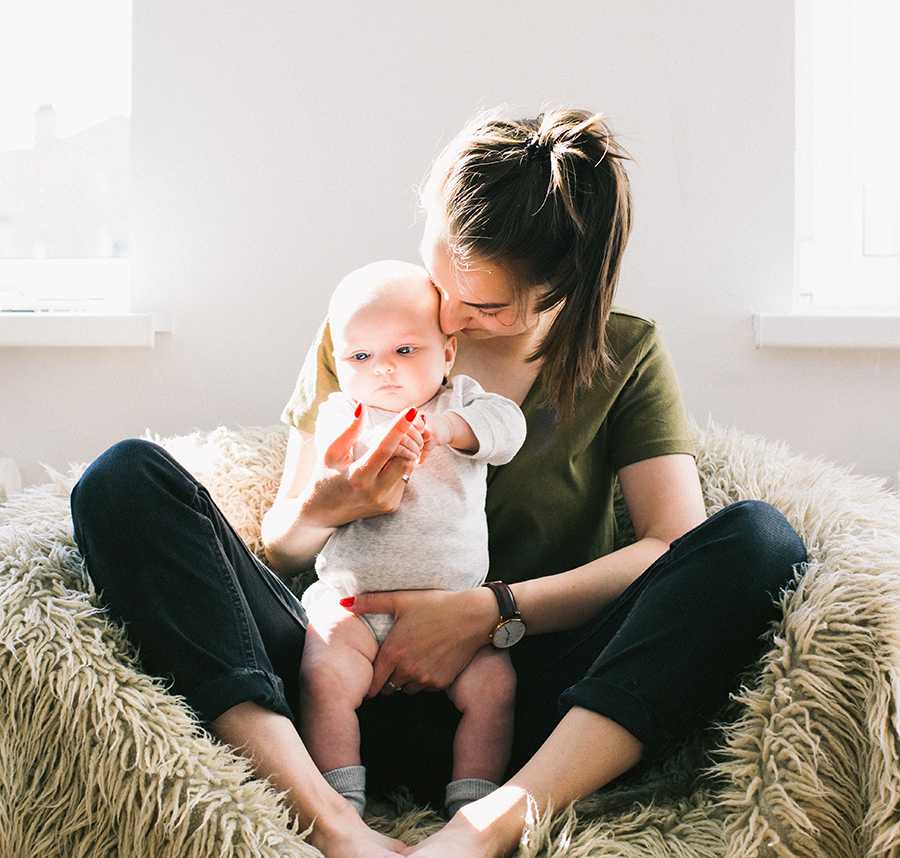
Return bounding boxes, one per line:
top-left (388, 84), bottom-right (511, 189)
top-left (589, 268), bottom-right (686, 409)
top-left (796, 0), bottom-right (900, 312)
top-left (0, 1), bottom-right (132, 312)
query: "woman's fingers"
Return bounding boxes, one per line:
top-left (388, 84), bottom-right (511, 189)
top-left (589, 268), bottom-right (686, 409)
top-left (401, 424), bottom-right (425, 449)
top-left (353, 407), bottom-right (419, 478)
top-left (382, 677), bottom-right (423, 696)
top-left (392, 413), bottom-right (426, 465)
top-left (398, 434), bottom-right (420, 455)
top-left (369, 646), bottom-right (398, 698)
top-left (379, 455), bottom-right (416, 486)
top-left (322, 401), bottom-right (366, 470)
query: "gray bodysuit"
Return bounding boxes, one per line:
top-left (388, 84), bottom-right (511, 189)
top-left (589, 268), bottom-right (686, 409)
top-left (301, 374), bottom-right (527, 643)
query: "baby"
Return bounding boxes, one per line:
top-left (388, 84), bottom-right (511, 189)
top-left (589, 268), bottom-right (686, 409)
top-left (298, 259), bottom-right (527, 820)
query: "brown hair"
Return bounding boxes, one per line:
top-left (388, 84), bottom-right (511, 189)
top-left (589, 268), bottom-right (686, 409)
top-left (419, 106), bottom-right (634, 420)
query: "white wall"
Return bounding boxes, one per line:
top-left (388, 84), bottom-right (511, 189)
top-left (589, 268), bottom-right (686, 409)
top-left (3, 0), bottom-right (899, 492)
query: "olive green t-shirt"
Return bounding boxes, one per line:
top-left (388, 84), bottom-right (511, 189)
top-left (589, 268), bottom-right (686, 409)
top-left (279, 308), bottom-right (697, 584)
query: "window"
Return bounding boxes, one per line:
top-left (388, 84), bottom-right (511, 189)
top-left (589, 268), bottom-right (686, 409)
top-left (795, 0), bottom-right (900, 312)
top-left (0, 1), bottom-right (132, 314)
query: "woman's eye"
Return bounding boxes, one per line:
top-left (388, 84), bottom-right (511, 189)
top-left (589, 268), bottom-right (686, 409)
top-left (476, 308), bottom-right (501, 318)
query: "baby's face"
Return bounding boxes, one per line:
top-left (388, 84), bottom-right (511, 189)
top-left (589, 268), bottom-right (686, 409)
top-left (331, 290), bottom-right (454, 412)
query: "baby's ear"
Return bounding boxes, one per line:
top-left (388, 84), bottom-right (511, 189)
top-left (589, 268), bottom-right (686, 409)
top-left (444, 334), bottom-right (458, 365)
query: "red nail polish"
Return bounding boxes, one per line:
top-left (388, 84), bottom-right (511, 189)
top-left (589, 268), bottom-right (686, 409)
top-left (405, 407), bottom-right (417, 422)
top-left (339, 596), bottom-right (355, 607)
top-left (354, 402), bottom-right (362, 418)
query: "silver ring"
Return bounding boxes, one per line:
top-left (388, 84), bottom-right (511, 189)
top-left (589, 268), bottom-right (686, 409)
top-left (401, 474), bottom-right (410, 483)
top-left (386, 680), bottom-right (404, 692)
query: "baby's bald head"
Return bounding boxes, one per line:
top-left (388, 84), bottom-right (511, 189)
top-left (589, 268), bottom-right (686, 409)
top-left (327, 260), bottom-right (456, 411)
top-left (328, 260), bottom-right (439, 339)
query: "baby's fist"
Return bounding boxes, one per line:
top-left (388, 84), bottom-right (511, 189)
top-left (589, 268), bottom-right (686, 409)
top-left (419, 414), bottom-right (452, 463)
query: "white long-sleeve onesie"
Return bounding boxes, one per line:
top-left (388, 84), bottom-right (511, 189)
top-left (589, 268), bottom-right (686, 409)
top-left (302, 374), bottom-right (527, 643)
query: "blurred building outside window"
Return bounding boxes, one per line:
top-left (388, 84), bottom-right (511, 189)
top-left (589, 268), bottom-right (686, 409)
top-left (0, 1), bottom-right (131, 314)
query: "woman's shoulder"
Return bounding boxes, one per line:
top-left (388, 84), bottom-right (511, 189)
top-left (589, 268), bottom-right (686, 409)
top-left (603, 306), bottom-right (666, 370)
top-left (607, 306), bottom-right (658, 344)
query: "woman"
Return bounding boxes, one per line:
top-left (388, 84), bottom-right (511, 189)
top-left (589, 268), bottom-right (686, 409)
top-left (70, 107), bottom-right (808, 858)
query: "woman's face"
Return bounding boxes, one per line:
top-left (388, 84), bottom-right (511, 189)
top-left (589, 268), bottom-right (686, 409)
top-left (418, 211), bottom-right (543, 339)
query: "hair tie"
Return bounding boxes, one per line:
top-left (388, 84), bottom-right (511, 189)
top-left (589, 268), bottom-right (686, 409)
top-left (523, 134), bottom-right (550, 162)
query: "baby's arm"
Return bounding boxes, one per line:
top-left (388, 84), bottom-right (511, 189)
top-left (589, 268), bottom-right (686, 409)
top-left (427, 411), bottom-right (479, 454)
top-left (436, 375), bottom-right (528, 466)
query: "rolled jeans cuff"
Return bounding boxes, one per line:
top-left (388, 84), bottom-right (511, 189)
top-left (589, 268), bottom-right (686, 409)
top-left (558, 677), bottom-right (671, 761)
top-left (189, 667), bottom-right (295, 727)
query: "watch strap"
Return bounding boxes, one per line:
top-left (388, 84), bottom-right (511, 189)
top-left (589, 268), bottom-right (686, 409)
top-left (483, 580), bottom-right (519, 621)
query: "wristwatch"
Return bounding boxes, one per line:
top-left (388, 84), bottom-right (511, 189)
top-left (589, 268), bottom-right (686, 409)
top-left (483, 581), bottom-right (527, 648)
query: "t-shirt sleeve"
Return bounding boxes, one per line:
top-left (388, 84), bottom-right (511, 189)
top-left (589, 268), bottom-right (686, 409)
top-left (444, 374), bottom-right (528, 466)
top-left (606, 323), bottom-right (697, 471)
top-left (279, 317), bottom-right (341, 434)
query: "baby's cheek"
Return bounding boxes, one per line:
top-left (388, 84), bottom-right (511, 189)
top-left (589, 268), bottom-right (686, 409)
top-left (341, 372), bottom-right (368, 400)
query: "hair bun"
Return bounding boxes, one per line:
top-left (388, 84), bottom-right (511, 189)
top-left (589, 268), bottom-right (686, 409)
top-left (523, 134), bottom-right (551, 161)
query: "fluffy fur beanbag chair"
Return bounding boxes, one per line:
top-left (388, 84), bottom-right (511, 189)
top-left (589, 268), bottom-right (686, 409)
top-left (1, 418), bottom-right (898, 857)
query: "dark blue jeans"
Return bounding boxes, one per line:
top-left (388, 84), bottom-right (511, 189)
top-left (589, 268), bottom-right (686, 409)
top-left (70, 438), bottom-right (808, 807)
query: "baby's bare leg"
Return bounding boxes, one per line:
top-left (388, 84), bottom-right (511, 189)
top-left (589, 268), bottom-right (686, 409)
top-left (446, 647), bottom-right (517, 783)
top-left (299, 600), bottom-right (379, 773)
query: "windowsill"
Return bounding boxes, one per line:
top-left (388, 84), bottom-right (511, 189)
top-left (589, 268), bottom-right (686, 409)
top-left (753, 311), bottom-right (900, 349)
top-left (0, 311), bottom-right (172, 347)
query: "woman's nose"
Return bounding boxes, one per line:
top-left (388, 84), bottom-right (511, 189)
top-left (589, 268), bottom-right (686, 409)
top-left (439, 299), bottom-right (470, 335)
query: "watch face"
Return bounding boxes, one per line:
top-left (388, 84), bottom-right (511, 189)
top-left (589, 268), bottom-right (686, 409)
top-left (493, 619), bottom-right (526, 648)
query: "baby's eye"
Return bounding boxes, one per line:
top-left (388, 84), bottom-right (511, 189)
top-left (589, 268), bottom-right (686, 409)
top-left (396, 345), bottom-right (416, 355)
top-left (350, 352), bottom-right (369, 362)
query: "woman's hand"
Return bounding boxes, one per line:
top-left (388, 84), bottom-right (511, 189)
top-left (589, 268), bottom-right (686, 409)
top-left (299, 404), bottom-right (427, 529)
top-left (342, 587), bottom-right (500, 697)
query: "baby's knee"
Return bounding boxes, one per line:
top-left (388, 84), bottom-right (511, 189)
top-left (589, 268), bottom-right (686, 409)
top-left (449, 650), bottom-right (517, 713)
top-left (300, 642), bottom-right (372, 709)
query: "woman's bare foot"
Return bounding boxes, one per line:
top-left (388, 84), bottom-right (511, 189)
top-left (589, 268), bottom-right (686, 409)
top-left (306, 802), bottom-right (408, 858)
top-left (404, 817), bottom-right (490, 858)
top-left (405, 786), bottom-right (532, 858)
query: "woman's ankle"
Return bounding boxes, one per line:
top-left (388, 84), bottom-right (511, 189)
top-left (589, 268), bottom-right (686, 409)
top-left (304, 797), bottom-right (367, 845)
top-left (453, 785), bottom-right (533, 856)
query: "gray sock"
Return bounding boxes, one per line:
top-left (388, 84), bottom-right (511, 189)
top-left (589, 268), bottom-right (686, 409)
top-left (445, 777), bottom-right (499, 818)
top-left (323, 765), bottom-right (366, 817)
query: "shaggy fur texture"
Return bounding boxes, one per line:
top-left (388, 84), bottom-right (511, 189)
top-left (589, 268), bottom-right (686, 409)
top-left (1, 416), bottom-right (898, 857)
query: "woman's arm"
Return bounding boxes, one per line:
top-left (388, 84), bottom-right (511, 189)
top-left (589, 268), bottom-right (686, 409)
top-left (261, 428), bottom-right (336, 576)
top-left (346, 453), bottom-right (707, 693)
top-left (261, 409), bottom-right (428, 578)
top-left (513, 453), bottom-right (706, 632)
top-left (346, 535), bottom-right (671, 696)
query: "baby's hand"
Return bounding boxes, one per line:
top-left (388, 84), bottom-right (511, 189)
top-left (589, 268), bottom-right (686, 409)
top-left (419, 414), bottom-right (451, 464)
